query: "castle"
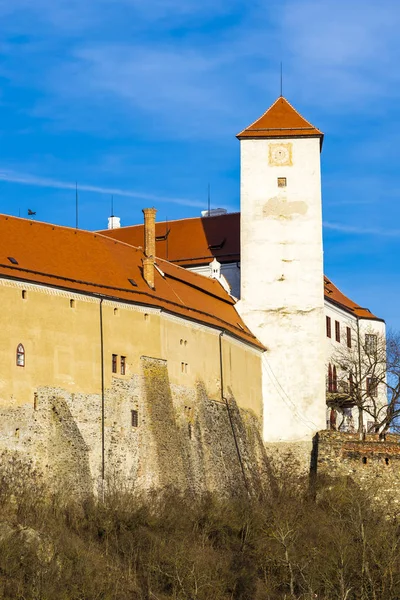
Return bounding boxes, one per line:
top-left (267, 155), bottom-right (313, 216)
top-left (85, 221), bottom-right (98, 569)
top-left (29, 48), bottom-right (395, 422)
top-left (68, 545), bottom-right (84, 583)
top-left (0, 96), bottom-right (385, 495)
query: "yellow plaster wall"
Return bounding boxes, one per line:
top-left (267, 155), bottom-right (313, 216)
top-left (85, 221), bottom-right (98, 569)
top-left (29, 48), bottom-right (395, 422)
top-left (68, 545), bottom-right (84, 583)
top-left (0, 279), bottom-right (263, 421)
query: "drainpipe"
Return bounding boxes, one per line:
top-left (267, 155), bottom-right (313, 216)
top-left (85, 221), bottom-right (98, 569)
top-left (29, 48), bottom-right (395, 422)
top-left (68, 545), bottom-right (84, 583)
top-left (356, 317), bottom-right (364, 437)
top-left (219, 331), bottom-right (249, 495)
top-left (99, 298), bottom-right (105, 498)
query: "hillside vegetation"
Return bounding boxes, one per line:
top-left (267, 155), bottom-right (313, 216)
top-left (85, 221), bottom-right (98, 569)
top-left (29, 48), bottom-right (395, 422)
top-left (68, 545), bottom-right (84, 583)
top-left (0, 454), bottom-right (399, 600)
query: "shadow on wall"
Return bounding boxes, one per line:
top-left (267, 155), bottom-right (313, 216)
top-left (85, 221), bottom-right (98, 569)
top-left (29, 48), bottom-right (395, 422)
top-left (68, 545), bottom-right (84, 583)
top-left (48, 396), bottom-right (92, 496)
top-left (140, 356), bottom-right (268, 498)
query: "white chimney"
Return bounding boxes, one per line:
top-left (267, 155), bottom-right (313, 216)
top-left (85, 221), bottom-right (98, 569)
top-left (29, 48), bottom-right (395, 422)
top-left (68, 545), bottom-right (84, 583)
top-left (108, 216), bottom-right (121, 229)
top-left (201, 208), bottom-right (228, 217)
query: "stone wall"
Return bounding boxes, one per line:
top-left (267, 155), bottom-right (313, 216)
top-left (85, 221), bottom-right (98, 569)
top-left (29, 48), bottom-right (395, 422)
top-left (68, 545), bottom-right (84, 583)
top-left (0, 358), bottom-right (269, 498)
top-left (314, 430), bottom-right (400, 505)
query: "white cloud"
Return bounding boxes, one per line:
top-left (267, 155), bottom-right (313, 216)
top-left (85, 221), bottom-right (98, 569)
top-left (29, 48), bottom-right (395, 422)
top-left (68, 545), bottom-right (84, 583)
top-left (0, 170), bottom-right (206, 208)
top-left (323, 221), bottom-right (400, 237)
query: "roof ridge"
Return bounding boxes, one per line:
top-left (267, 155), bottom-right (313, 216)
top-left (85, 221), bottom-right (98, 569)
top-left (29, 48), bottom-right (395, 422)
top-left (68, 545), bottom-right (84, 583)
top-left (237, 96), bottom-right (282, 134)
top-left (97, 211), bottom-right (240, 233)
top-left (282, 96), bottom-right (322, 134)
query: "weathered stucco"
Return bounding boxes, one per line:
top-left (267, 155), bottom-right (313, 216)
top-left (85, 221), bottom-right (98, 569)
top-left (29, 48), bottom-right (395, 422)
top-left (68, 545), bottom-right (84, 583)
top-left (238, 135), bottom-right (326, 443)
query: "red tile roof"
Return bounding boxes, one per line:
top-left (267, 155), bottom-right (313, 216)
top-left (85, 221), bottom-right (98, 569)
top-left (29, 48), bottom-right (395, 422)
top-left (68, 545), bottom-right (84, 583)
top-left (237, 96), bottom-right (323, 143)
top-left (100, 213), bottom-right (381, 322)
top-left (324, 277), bottom-right (382, 322)
top-left (100, 212), bottom-right (240, 266)
top-left (0, 214), bottom-right (264, 350)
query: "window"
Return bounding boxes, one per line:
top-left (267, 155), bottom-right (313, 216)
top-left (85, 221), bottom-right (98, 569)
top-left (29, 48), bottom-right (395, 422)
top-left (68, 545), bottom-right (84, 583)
top-left (365, 334), bottom-right (377, 355)
top-left (366, 377), bottom-right (378, 397)
top-left (114, 308), bottom-right (118, 316)
top-left (16, 344), bottom-right (25, 367)
top-left (70, 299), bottom-right (75, 308)
top-left (326, 316), bottom-right (331, 338)
top-left (121, 356), bottom-right (126, 375)
top-left (131, 410), bottom-right (138, 427)
top-left (277, 177), bottom-right (287, 188)
top-left (22, 290), bottom-right (27, 300)
top-left (335, 321), bottom-right (340, 343)
top-left (328, 364), bottom-right (337, 392)
top-left (112, 354), bottom-right (117, 374)
top-left (346, 327), bottom-right (351, 348)
top-left (349, 372), bottom-right (354, 395)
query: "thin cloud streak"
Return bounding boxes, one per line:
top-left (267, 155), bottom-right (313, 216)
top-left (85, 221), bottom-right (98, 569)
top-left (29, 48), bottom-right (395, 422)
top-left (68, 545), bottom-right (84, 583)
top-left (0, 171), bottom-right (205, 209)
top-left (324, 221), bottom-right (400, 237)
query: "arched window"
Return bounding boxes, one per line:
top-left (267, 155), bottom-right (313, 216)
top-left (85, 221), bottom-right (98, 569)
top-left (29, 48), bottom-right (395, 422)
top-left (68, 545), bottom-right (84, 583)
top-left (16, 344), bottom-right (25, 367)
top-left (328, 364), bottom-right (333, 392)
top-left (333, 366), bottom-right (338, 392)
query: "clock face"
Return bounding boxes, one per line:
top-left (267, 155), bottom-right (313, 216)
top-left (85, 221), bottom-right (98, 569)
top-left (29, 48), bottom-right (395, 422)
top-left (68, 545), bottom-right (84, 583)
top-left (268, 143), bottom-right (292, 166)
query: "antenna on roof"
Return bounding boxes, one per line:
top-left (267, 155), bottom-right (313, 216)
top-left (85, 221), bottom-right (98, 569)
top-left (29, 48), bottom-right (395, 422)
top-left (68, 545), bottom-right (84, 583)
top-left (166, 215), bottom-right (169, 260)
top-left (111, 195), bottom-right (114, 217)
top-left (75, 182), bottom-right (79, 229)
top-left (280, 62), bottom-right (283, 97)
top-left (208, 183), bottom-right (211, 217)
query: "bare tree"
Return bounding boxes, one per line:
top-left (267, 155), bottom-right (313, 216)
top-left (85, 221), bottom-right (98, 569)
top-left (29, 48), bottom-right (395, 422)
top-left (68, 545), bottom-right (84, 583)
top-left (328, 326), bottom-right (400, 435)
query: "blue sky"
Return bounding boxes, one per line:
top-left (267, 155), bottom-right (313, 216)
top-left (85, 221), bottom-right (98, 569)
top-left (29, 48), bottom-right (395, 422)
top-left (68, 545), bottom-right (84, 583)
top-left (1, 0), bottom-right (400, 327)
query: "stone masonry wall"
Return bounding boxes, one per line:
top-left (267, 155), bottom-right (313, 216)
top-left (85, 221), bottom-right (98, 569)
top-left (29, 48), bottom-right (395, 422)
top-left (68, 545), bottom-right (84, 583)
top-left (0, 357), bottom-right (269, 498)
top-left (314, 430), bottom-right (400, 506)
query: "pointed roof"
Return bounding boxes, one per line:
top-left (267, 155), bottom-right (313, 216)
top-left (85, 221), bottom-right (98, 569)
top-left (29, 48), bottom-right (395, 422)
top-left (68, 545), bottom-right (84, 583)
top-left (237, 96), bottom-right (323, 144)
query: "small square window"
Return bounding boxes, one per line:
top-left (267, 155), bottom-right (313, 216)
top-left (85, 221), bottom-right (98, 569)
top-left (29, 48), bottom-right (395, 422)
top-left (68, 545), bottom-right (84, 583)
top-left (131, 409), bottom-right (138, 427)
top-left (112, 354), bottom-right (117, 374)
top-left (121, 356), bottom-right (126, 375)
top-left (277, 177), bottom-right (287, 188)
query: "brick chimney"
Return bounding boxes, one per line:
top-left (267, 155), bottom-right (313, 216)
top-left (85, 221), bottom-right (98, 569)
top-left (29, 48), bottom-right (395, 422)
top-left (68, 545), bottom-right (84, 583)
top-left (142, 208), bottom-right (157, 288)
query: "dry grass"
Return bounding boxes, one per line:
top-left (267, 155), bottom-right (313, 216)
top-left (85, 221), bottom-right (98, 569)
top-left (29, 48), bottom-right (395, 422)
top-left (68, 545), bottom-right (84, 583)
top-left (0, 454), bottom-right (399, 599)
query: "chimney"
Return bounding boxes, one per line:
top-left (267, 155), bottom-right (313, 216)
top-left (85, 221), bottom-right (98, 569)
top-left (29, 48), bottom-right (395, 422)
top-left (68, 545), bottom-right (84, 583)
top-left (142, 207), bottom-right (157, 288)
top-left (108, 216), bottom-right (121, 229)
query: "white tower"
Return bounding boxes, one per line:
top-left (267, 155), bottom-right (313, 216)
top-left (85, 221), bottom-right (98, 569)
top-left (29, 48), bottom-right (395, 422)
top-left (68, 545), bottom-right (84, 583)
top-left (237, 97), bottom-right (326, 442)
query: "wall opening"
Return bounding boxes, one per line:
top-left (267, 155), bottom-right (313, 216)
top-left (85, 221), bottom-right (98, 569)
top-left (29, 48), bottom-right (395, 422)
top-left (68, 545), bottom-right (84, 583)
top-left (362, 456), bottom-right (367, 465)
top-left (385, 457), bottom-right (390, 466)
top-left (22, 290), bottom-right (27, 300)
top-left (16, 343), bottom-right (25, 367)
top-left (131, 410), bottom-right (138, 428)
top-left (70, 299), bottom-right (75, 308)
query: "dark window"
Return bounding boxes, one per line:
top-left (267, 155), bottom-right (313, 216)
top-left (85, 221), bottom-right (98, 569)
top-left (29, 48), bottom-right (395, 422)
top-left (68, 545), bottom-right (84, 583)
top-left (346, 327), bottom-right (351, 348)
top-left (70, 299), bottom-right (75, 308)
top-left (121, 356), bottom-right (126, 375)
top-left (362, 457), bottom-right (367, 464)
top-left (277, 177), bottom-right (287, 188)
top-left (16, 344), bottom-right (25, 367)
top-left (131, 410), bottom-right (138, 427)
top-left (366, 377), bottom-right (378, 397)
top-left (22, 290), bottom-right (27, 300)
top-left (326, 316), bottom-right (331, 338)
top-left (349, 372), bottom-right (354, 394)
top-left (7, 256), bottom-right (18, 265)
top-left (335, 321), bottom-right (340, 343)
top-left (328, 364), bottom-right (333, 392)
top-left (112, 354), bottom-right (117, 373)
top-left (365, 334), bottom-right (377, 355)
top-left (332, 365), bottom-right (337, 392)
